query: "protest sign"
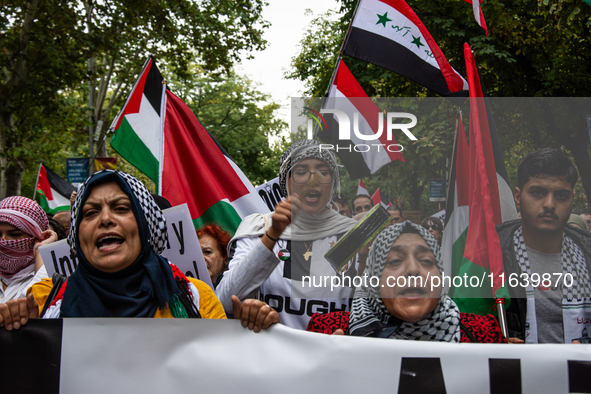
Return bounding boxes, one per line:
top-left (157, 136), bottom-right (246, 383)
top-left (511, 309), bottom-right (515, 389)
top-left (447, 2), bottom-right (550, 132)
top-left (255, 177), bottom-right (283, 211)
top-left (3, 319), bottom-right (591, 394)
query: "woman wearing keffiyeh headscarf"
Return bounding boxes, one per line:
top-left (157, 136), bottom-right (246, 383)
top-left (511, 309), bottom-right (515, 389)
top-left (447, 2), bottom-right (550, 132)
top-left (307, 221), bottom-right (508, 343)
top-left (216, 139), bottom-right (358, 330)
top-left (0, 196), bottom-right (57, 303)
top-left (0, 171), bottom-right (277, 331)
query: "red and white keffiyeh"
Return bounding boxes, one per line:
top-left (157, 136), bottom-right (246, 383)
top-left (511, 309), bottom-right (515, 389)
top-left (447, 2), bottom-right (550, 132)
top-left (0, 196), bottom-right (48, 279)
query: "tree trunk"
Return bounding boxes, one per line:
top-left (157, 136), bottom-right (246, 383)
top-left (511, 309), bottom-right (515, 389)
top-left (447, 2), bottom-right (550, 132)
top-left (0, 0), bottom-right (39, 199)
top-left (5, 160), bottom-right (25, 197)
top-left (409, 170), bottom-right (424, 211)
top-left (0, 113), bottom-right (10, 200)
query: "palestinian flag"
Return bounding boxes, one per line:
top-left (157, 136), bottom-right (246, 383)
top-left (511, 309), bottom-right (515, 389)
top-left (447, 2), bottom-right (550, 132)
top-left (161, 89), bottom-right (269, 234)
top-left (111, 56), bottom-right (268, 234)
top-left (441, 114), bottom-right (470, 293)
top-left (464, 0), bottom-right (487, 34)
top-left (319, 59), bottom-right (405, 179)
top-left (447, 44), bottom-right (518, 315)
top-left (343, 0), bottom-right (468, 97)
top-left (357, 179), bottom-right (369, 196)
top-left (372, 188), bottom-right (389, 208)
top-left (110, 57), bottom-right (163, 186)
top-left (35, 164), bottom-right (76, 215)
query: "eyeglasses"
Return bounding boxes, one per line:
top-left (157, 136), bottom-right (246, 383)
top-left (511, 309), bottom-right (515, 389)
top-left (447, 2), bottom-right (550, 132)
top-left (424, 224), bottom-right (440, 231)
top-left (291, 169), bottom-right (333, 184)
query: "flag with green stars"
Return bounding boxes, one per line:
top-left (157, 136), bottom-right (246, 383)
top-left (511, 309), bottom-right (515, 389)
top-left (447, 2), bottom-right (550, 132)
top-left (343, 0), bottom-right (468, 98)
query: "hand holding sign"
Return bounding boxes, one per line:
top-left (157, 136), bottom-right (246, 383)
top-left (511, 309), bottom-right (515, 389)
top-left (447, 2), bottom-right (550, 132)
top-left (0, 293), bottom-right (38, 331)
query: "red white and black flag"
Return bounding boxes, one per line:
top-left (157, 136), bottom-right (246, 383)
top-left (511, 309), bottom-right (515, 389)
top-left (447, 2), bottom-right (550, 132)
top-left (372, 188), bottom-right (390, 208)
top-left (464, 0), bottom-right (487, 34)
top-left (318, 59), bottom-right (405, 179)
top-left (343, 0), bottom-right (468, 97)
top-left (357, 179), bottom-right (369, 196)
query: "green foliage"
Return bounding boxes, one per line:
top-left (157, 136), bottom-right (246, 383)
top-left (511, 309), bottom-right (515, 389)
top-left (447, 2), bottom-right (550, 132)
top-left (176, 68), bottom-right (289, 186)
top-left (287, 0), bottom-right (591, 214)
top-left (2, 0), bottom-right (270, 197)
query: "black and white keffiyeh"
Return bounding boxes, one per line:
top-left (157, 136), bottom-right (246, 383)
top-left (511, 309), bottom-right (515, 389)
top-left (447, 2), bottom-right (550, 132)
top-left (62, 170), bottom-right (181, 318)
top-left (232, 140), bottom-right (355, 242)
top-left (68, 170), bottom-right (168, 255)
top-left (513, 227), bottom-right (591, 301)
top-left (278, 139), bottom-right (340, 199)
top-left (349, 221), bottom-right (461, 342)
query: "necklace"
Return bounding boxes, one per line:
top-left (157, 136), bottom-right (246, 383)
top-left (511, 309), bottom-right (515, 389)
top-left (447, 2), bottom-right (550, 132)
top-left (303, 242), bottom-right (313, 261)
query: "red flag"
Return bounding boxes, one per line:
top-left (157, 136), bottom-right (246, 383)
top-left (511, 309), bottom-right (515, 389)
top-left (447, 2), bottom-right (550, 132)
top-left (357, 179), bottom-right (369, 196)
top-left (464, 0), bottom-right (487, 34)
top-left (462, 43), bottom-right (505, 297)
top-left (161, 90), bottom-right (269, 234)
top-left (319, 59), bottom-right (404, 179)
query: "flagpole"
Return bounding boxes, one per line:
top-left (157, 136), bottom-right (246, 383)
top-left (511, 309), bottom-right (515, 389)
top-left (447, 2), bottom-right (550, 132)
top-left (158, 81), bottom-right (167, 195)
top-left (33, 163), bottom-right (41, 200)
top-left (444, 109), bottom-right (461, 226)
top-left (322, 0), bottom-right (362, 98)
top-left (82, 134), bottom-right (107, 180)
top-left (495, 298), bottom-right (509, 338)
top-left (108, 55), bottom-right (153, 133)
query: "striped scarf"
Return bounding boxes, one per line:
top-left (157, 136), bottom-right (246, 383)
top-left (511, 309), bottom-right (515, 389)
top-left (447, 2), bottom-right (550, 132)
top-left (348, 221), bottom-right (461, 342)
top-left (0, 196), bottom-right (48, 282)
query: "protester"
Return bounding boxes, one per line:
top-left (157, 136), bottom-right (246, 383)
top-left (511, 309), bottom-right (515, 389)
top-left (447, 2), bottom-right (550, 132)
top-left (387, 204), bottom-right (403, 223)
top-left (0, 196), bottom-right (57, 303)
top-left (151, 194), bottom-right (172, 210)
top-left (0, 171), bottom-right (277, 332)
top-left (568, 214), bottom-right (589, 232)
top-left (352, 194), bottom-right (372, 215)
top-left (497, 149), bottom-right (591, 343)
top-left (307, 222), bottom-right (507, 343)
top-left (216, 139), bottom-right (358, 329)
top-left (578, 212), bottom-right (591, 232)
top-left (332, 195), bottom-right (350, 217)
top-left (197, 224), bottom-right (231, 287)
top-left (52, 210), bottom-right (71, 235)
top-left (48, 217), bottom-right (67, 240)
top-left (421, 216), bottom-right (444, 247)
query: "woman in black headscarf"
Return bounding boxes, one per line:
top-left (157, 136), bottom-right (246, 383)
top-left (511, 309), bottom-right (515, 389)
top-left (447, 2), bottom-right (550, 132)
top-left (0, 171), bottom-right (277, 331)
top-left (307, 221), bottom-right (507, 343)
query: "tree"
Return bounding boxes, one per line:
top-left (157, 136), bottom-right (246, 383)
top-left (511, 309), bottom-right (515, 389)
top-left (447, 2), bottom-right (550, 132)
top-left (177, 68), bottom-right (289, 186)
top-left (1, 0), bottom-right (269, 198)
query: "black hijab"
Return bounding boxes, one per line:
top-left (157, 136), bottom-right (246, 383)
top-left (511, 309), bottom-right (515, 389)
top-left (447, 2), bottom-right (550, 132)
top-left (61, 170), bottom-right (180, 317)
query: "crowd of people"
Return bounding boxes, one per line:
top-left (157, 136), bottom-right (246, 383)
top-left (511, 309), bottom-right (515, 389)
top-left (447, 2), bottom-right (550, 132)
top-left (0, 142), bottom-right (589, 346)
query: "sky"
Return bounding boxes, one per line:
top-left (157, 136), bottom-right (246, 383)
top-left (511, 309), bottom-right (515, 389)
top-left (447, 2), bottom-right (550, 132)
top-left (237, 0), bottom-right (342, 130)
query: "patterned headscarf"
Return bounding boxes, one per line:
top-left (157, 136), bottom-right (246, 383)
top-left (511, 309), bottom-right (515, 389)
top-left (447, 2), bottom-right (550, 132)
top-left (0, 196), bottom-right (48, 279)
top-left (68, 170), bottom-right (167, 255)
top-left (61, 170), bottom-right (179, 317)
top-left (348, 221), bottom-right (461, 342)
top-left (278, 139), bottom-right (340, 199)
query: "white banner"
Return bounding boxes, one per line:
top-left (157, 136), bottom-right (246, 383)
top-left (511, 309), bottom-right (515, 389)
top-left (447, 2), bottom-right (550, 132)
top-left (52, 319), bottom-right (591, 393)
top-left (255, 177), bottom-right (283, 211)
top-left (38, 203), bottom-right (212, 287)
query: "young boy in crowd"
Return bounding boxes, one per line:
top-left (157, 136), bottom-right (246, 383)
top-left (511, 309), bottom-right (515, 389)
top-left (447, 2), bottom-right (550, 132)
top-left (497, 149), bottom-right (591, 343)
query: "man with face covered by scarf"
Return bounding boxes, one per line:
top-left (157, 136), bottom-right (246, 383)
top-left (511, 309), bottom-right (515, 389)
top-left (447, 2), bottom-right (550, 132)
top-left (0, 196), bottom-right (57, 303)
top-left (217, 140), bottom-right (359, 330)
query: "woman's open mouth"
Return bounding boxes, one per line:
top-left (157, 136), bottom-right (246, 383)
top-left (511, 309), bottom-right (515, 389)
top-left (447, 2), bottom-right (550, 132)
top-left (96, 234), bottom-right (124, 251)
top-left (304, 190), bottom-right (321, 204)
